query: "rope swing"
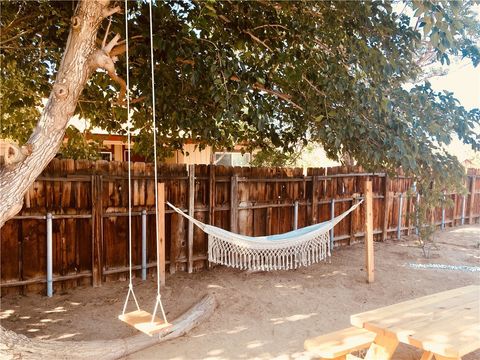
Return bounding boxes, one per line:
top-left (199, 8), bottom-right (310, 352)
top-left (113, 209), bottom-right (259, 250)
top-left (118, 0), bottom-right (171, 336)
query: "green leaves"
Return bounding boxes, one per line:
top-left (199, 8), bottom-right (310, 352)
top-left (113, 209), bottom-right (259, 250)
top-left (1, 0), bottom-right (478, 191)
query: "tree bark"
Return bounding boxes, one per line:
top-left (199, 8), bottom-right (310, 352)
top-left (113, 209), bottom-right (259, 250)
top-left (0, 294), bottom-right (217, 360)
top-left (0, 0), bottom-right (114, 227)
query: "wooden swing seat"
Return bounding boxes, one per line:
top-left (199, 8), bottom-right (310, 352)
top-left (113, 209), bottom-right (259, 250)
top-left (119, 310), bottom-right (172, 336)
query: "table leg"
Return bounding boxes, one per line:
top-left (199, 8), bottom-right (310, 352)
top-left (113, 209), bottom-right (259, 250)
top-left (419, 352), bottom-right (434, 360)
top-left (363, 334), bottom-right (399, 360)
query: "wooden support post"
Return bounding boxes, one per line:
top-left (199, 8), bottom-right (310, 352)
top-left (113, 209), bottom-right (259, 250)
top-left (382, 176), bottom-right (391, 242)
top-left (452, 194), bottom-right (458, 227)
top-left (91, 175), bottom-right (103, 287)
top-left (230, 175), bottom-right (238, 233)
top-left (364, 180), bottom-right (374, 283)
top-left (187, 165), bottom-right (195, 274)
top-left (311, 175), bottom-right (319, 224)
top-left (157, 183), bottom-right (166, 286)
top-left (461, 194), bottom-right (466, 225)
top-left (468, 176), bottom-right (476, 224)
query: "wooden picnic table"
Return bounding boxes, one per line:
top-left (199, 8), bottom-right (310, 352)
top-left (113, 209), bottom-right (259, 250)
top-left (350, 285), bottom-right (480, 360)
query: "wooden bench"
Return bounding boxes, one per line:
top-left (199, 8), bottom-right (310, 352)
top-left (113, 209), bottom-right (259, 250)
top-left (304, 326), bottom-right (376, 360)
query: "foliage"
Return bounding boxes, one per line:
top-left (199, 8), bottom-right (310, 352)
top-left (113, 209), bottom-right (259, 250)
top-left (1, 0), bottom-right (479, 186)
top-left (57, 127), bottom-right (101, 161)
top-left (408, 171), bottom-right (467, 257)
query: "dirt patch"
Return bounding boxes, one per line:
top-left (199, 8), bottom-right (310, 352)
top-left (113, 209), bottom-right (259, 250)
top-left (2, 225), bottom-right (479, 359)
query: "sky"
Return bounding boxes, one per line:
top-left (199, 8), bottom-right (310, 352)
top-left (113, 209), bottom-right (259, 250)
top-left (429, 60), bottom-right (479, 163)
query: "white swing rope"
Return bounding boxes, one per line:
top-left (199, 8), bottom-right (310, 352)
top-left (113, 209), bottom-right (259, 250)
top-left (121, 0), bottom-right (140, 316)
top-left (148, 0), bottom-right (168, 325)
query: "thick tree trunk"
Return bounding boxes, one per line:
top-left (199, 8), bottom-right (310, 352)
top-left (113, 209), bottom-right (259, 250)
top-left (0, 0), bottom-right (112, 227)
top-left (0, 294), bottom-right (216, 359)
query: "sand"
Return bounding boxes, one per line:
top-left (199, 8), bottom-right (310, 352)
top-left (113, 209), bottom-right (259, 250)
top-left (1, 225), bottom-right (479, 360)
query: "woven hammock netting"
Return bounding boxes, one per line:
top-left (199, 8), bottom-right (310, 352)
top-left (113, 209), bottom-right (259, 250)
top-left (167, 200), bottom-right (363, 271)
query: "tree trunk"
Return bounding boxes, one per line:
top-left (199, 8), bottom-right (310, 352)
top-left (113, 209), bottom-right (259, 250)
top-left (0, 0), bottom-right (113, 227)
top-left (0, 294), bottom-right (216, 359)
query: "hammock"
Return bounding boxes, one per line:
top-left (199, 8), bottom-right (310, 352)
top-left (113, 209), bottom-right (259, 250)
top-left (167, 200), bottom-right (363, 271)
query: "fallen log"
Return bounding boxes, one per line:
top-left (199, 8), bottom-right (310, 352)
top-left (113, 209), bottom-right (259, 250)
top-left (0, 294), bottom-right (216, 360)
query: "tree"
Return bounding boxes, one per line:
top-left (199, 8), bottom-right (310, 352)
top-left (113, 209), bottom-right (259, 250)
top-left (0, 0), bottom-right (478, 354)
top-left (2, 0), bottom-right (479, 223)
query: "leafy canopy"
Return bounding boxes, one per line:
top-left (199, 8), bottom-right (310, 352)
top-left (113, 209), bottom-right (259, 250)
top-left (1, 0), bottom-right (479, 187)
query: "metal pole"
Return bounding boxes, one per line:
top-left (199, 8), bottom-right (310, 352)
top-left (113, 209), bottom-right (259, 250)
top-left (141, 209), bottom-right (147, 281)
top-left (441, 193), bottom-right (446, 230)
top-left (330, 199), bottom-right (335, 250)
top-left (46, 213), bottom-right (53, 297)
top-left (293, 201), bottom-right (299, 230)
top-left (397, 193), bottom-right (403, 240)
top-left (415, 193), bottom-right (420, 235)
top-left (461, 195), bottom-right (466, 225)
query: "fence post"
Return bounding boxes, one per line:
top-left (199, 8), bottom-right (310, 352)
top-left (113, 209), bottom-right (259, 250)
top-left (382, 175), bottom-right (391, 242)
top-left (230, 174), bottom-right (239, 233)
top-left (187, 165), bottom-right (195, 274)
top-left (157, 183), bottom-right (166, 285)
top-left (364, 180), bottom-right (374, 283)
top-left (46, 213), bottom-right (53, 297)
top-left (468, 176), bottom-right (476, 224)
top-left (207, 165), bottom-right (216, 269)
top-left (141, 209), bottom-right (147, 280)
top-left (330, 199), bottom-right (335, 250)
top-left (293, 200), bottom-right (299, 230)
top-left (397, 193), bottom-right (403, 240)
top-left (415, 193), bottom-right (420, 235)
top-left (91, 175), bottom-right (103, 287)
top-left (311, 175), bottom-right (318, 224)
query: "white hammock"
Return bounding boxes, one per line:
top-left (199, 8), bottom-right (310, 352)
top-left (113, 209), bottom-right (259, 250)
top-left (167, 200), bottom-right (363, 271)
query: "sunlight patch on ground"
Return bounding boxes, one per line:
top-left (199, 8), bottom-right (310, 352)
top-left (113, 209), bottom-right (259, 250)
top-left (207, 349), bottom-right (224, 356)
top-left (55, 333), bottom-right (80, 340)
top-left (246, 340), bottom-right (265, 349)
top-left (44, 306), bottom-right (66, 313)
top-left (207, 284), bottom-right (225, 289)
top-left (270, 313), bottom-right (317, 325)
top-left (0, 309), bottom-right (15, 319)
top-left (226, 325), bottom-right (248, 334)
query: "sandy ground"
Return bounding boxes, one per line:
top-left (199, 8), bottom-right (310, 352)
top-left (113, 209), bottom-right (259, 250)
top-left (1, 225), bottom-right (479, 360)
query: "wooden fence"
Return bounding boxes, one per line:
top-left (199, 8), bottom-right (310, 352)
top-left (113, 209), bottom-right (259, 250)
top-left (1, 159), bottom-right (479, 295)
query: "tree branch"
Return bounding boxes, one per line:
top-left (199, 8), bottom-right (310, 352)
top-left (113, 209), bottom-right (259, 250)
top-left (252, 82), bottom-right (303, 110)
top-left (244, 30), bottom-right (272, 51)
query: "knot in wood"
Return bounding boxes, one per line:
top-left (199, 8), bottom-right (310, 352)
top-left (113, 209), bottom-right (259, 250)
top-left (53, 84), bottom-right (69, 99)
top-left (71, 16), bottom-right (81, 29)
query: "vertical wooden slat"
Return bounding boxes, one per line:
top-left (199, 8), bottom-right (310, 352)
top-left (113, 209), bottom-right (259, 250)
top-left (91, 175), bottom-right (103, 287)
top-left (187, 164), bottom-right (195, 273)
top-left (349, 195), bottom-right (358, 245)
top-left (207, 165), bottom-right (216, 269)
top-left (230, 174), bottom-right (239, 233)
top-left (157, 183), bottom-right (166, 285)
top-left (382, 175), bottom-right (391, 242)
top-left (468, 175), bottom-right (476, 224)
top-left (311, 175), bottom-right (318, 224)
top-left (364, 180), bottom-right (374, 283)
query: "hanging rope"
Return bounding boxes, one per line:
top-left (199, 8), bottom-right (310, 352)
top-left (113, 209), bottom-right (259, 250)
top-left (121, 0), bottom-right (140, 316)
top-left (148, 0), bottom-right (168, 325)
